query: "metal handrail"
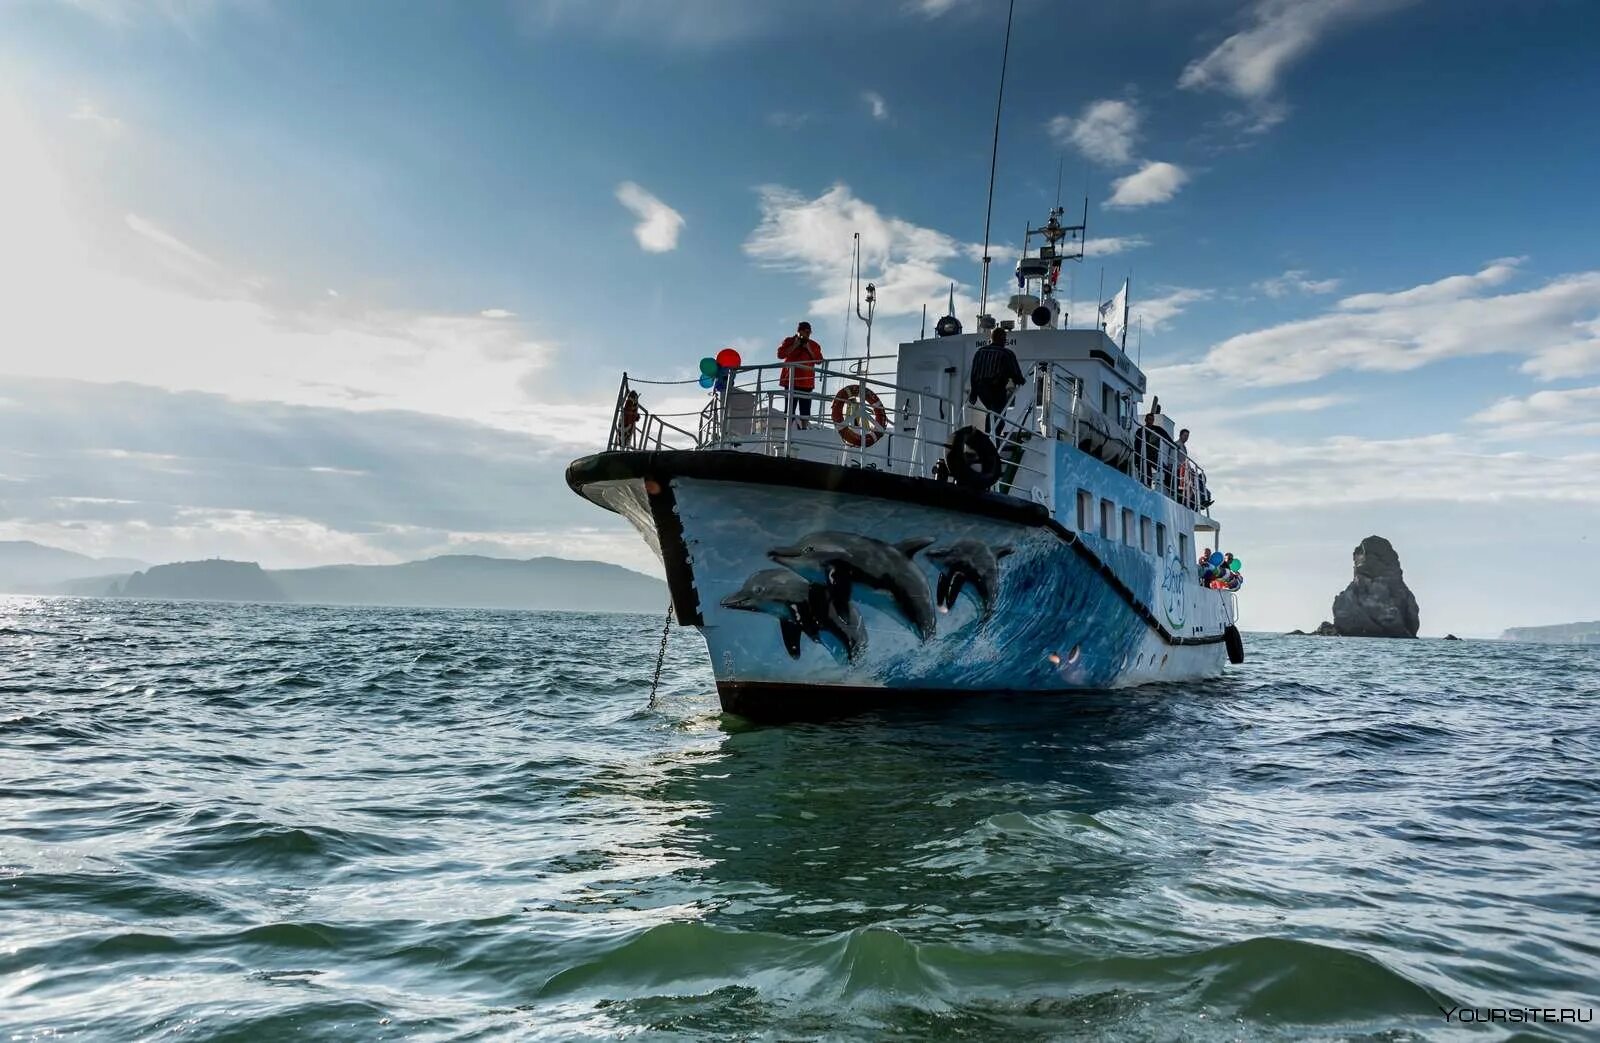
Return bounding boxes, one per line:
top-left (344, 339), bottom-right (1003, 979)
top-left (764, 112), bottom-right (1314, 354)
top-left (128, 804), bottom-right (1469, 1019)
top-left (602, 356), bottom-right (1209, 513)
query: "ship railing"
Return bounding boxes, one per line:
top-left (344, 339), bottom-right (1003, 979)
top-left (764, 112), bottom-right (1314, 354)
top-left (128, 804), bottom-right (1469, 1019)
top-left (1132, 426), bottom-right (1211, 514)
top-left (699, 358), bottom-right (1057, 506)
top-left (606, 374), bottom-right (703, 451)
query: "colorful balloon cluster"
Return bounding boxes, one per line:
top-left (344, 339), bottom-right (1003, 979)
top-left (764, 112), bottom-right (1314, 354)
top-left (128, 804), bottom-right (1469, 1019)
top-left (698, 348), bottom-right (743, 389)
top-left (1201, 551), bottom-right (1244, 591)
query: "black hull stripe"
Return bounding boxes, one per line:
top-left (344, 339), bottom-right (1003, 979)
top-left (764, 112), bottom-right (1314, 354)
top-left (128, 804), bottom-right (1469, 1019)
top-left (566, 450), bottom-right (1226, 648)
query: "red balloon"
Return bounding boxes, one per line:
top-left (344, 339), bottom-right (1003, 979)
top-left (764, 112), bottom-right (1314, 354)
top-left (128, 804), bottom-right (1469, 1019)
top-left (715, 347), bottom-right (742, 368)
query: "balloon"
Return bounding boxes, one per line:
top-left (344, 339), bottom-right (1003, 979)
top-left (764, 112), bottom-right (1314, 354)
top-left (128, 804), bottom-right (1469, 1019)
top-left (713, 372), bottom-right (729, 391)
top-left (1208, 552), bottom-right (1224, 567)
top-left (716, 347), bottom-right (742, 369)
top-left (699, 356), bottom-right (719, 378)
top-left (1229, 558), bottom-right (1242, 572)
top-left (1226, 574), bottom-right (1243, 591)
top-left (698, 373), bottom-right (715, 388)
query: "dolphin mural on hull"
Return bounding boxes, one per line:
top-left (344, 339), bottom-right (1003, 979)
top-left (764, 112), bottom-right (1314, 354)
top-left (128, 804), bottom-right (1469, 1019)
top-left (927, 540), bottom-right (1014, 616)
top-left (768, 531), bottom-right (937, 641)
top-left (719, 567), bottom-right (867, 662)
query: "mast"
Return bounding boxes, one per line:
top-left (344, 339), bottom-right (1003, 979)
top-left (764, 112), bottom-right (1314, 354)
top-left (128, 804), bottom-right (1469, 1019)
top-left (976, 0), bottom-right (1016, 329)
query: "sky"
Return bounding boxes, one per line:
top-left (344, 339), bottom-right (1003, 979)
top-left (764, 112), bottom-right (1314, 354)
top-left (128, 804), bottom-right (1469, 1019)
top-left (1, 0), bottom-right (1597, 637)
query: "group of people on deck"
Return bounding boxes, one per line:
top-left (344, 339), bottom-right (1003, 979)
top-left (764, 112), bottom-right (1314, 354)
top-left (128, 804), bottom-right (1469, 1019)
top-left (775, 320), bottom-right (1025, 436)
top-left (1141, 397), bottom-right (1208, 510)
top-left (621, 319), bottom-right (1030, 445)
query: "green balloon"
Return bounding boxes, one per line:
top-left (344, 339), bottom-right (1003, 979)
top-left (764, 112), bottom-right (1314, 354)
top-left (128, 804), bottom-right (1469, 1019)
top-left (699, 356), bottom-right (719, 377)
top-left (1229, 559), bottom-right (1242, 572)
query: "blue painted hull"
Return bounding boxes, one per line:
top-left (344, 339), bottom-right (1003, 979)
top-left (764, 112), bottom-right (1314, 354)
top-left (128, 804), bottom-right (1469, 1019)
top-left (570, 449), bottom-right (1232, 718)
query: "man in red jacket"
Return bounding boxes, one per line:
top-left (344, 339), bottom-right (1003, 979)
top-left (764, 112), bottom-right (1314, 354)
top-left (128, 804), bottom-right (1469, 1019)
top-left (777, 321), bottom-right (823, 429)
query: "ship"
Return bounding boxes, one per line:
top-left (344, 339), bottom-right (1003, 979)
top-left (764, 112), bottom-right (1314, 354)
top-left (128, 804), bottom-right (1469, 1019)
top-left (566, 201), bottom-right (1245, 722)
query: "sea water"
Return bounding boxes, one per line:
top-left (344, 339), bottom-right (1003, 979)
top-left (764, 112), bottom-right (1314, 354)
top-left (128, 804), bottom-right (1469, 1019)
top-left (1, 597), bottom-right (1596, 1040)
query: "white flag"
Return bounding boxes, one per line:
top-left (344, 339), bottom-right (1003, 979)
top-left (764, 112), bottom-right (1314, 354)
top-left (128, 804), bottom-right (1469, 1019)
top-left (1098, 280), bottom-right (1128, 345)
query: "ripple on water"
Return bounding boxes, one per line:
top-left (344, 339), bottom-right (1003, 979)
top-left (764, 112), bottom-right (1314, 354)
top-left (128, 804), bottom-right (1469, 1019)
top-left (0, 601), bottom-right (1596, 1040)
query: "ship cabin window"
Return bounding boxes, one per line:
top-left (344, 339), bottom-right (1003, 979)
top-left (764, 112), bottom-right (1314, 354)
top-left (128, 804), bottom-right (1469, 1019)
top-left (1179, 531), bottom-right (1190, 565)
top-left (1100, 499), bottom-right (1115, 539)
top-left (1121, 508), bottom-right (1134, 546)
top-left (1140, 516), bottom-right (1153, 554)
top-left (1117, 393), bottom-right (1133, 431)
top-left (1156, 522), bottom-right (1168, 557)
top-left (1077, 489), bottom-right (1094, 532)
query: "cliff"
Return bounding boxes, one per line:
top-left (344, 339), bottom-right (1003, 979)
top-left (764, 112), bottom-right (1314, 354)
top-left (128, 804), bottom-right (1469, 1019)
top-left (1303, 536), bottom-right (1421, 638)
top-left (1331, 536), bottom-right (1420, 637)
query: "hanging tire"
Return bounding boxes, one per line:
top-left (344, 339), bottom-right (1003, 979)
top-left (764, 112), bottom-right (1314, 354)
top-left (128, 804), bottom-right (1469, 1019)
top-left (1224, 624), bottom-right (1245, 664)
top-left (945, 426), bottom-right (1001, 490)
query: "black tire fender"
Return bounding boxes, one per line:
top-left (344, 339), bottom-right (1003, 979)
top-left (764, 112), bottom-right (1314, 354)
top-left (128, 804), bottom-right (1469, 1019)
top-left (944, 426), bottom-right (1001, 490)
top-left (1224, 624), bottom-right (1245, 664)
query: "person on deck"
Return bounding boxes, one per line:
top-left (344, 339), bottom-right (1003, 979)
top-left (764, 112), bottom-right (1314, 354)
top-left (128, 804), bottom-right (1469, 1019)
top-left (1176, 427), bottom-right (1194, 508)
top-left (777, 321), bottom-right (824, 429)
top-left (969, 327), bottom-right (1025, 437)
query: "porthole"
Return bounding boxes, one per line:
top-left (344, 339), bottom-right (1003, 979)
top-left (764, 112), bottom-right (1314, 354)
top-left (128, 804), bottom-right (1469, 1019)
top-left (1067, 645), bottom-right (1081, 665)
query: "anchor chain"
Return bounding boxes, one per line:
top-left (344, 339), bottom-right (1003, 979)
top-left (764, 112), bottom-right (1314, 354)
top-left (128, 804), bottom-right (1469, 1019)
top-left (648, 601), bottom-right (674, 709)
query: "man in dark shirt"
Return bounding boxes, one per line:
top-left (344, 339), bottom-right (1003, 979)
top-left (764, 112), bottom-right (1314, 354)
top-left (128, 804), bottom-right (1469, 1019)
top-left (969, 327), bottom-right (1025, 436)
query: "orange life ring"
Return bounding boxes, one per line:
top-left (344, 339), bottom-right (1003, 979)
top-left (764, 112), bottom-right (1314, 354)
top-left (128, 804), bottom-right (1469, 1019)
top-left (831, 384), bottom-right (888, 448)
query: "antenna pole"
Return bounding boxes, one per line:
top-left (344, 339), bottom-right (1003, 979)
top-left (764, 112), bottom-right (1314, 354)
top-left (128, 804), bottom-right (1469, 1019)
top-left (1121, 273), bottom-right (1131, 352)
top-left (977, 0), bottom-right (1016, 324)
top-left (842, 234), bottom-right (858, 356)
top-left (1096, 268), bottom-right (1105, 329)
top-left (920, 304), bottom-right (927, 340)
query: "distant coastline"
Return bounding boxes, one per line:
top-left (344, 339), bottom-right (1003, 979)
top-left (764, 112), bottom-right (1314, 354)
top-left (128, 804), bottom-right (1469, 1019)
top-left (1, 541), bottom-right (667, 615)
top-left (1499, 621), bottom-right (1600, 646)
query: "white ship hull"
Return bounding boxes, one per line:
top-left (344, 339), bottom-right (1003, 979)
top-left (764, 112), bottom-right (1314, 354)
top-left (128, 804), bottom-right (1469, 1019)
top-left (569, 447), bottom-right (1235, 721)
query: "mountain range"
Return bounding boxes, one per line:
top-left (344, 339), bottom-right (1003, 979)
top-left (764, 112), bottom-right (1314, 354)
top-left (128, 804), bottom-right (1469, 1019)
top-left (1, 541), bottom-right (667, 615)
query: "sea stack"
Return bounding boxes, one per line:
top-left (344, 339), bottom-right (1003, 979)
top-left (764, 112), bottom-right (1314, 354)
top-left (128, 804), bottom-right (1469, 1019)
top-left (1328, 536), bottom-right (1420, 638)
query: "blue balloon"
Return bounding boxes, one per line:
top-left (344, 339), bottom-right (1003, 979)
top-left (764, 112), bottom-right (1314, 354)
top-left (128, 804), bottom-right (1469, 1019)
top-left (1208, 552), bottom-right (1224, 567)
top-left (698, 373), bottom-right (715, 388)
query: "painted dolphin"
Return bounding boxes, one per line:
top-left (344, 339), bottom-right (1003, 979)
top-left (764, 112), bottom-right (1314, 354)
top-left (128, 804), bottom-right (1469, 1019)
top-left (926, 540), bottom-right (1014, 616)
top-left (768, 531), bottom-right (937, 641)
top-left (720, 568), bottom-right (867, 662)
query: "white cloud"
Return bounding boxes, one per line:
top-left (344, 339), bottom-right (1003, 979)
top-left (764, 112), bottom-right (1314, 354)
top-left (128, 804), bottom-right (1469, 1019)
top-left (1203, 432), bottom-right (1600, 509)
top-left (0, 98), bottom-right (578, 442)
top-left (1256, 269), bottom-right (1340, 297)
top-left (615, 181), bottom-right (685, 253)
top-left (511, 0), bottom-right (775, 48)
top-left (1471, 386), bottom-right (1600, 440)
top-left (68, 100), bottom-right (122, 134)
top-left (907, 0), bottom-right (971, 15)
top-left (1179, 0), bottom-right (1412, 103)
top-left (863, 91), bottom-right (889, 121)
top-left (1083, 235), bottom-right (1150, 258)
top-left (125, 213), bottom-right (217, 267)
top-left (480, 308), bottom-right (515, 319)
top-left (1136, 287), bottom-right (1211, 331)
top-left (743, 182), bottom-right (981, 323)
top-left (1190, 259), bottom-right (1600, 386)
top-left (1047, 99), bottom-right (1139, 166)
top-left (766, 111), bottom-right (813, 129)
top-left (1106, 161), bottom-right (1189, 208)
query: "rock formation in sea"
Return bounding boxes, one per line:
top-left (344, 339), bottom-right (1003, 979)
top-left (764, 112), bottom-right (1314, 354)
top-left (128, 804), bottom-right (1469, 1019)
top-left (1328, 536), bottom-right (1420, 638)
